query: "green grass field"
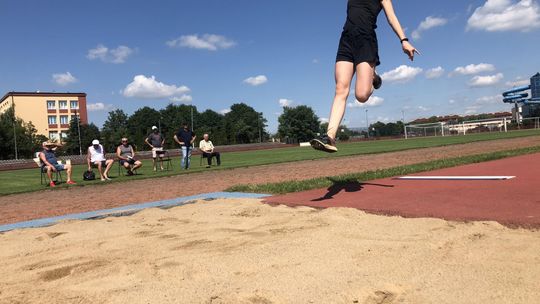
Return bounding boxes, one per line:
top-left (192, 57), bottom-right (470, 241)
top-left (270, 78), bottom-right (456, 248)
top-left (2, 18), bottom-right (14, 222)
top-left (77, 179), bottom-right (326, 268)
top-left (1, 129), bottom-right (539, 196)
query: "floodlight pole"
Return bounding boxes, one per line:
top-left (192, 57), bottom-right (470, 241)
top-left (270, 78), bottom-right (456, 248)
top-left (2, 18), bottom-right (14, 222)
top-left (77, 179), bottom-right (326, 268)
top-left (11, 95), bottom-right (18, 160)
top-left (258, 112), bottom-right (262, 143)
top-left (75, 110), bottom-right (82, 155)
top-left (365, 109), bottom-right (369, 139)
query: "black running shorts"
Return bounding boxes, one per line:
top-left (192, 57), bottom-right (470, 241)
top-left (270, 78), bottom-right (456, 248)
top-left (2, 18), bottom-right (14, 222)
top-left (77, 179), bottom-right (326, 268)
top-left (336, 26), bottom-right (380, 66)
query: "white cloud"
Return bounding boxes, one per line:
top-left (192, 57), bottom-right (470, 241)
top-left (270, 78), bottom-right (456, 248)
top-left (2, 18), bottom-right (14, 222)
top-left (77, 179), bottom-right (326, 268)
top-left (449, 99), bottom-right (456, 104)
top-left (348, 96), bottom-right (384, 108)
top-left (475, 95), bottom-right (501, 104)
top-left (412, 16), bottom-right (448, 39)
top-left (418, 106), bottom-right (430, 112)
top-left (465, 94), bottom-right (507, 114)
top-left (279, 98), bottom-right (294, 107)
top-left (243, 75), bottom-right (268, 86)
top-left (122, 75), bottom-right (190, 99)
top-left (453, 63), bottom-right (496, 75)
top-left (381, 65), bottom-right (423, 83)
top-left (87, 102), bottom-right (114, 112)
top-left (425, 66), bottom-right (445, 79)
top-left (312, 59), bottom-right (320, 64)
top-left (467, 0), bottom-right (540, 32)
top-left (320, 117), bottom-right (329, 123)
top-left (219, 108), bottom-right (231, 115)
top-left (469, 73), bottom-right (504, 87)
top-left (166, 34), bottom-right (236, 51)
top-left (52, 72), bottom-right (77, 86)
top-left (505, 78), bottom-right (530, 87)
top-left (170, 95), bottom-right (193, 103)
top-left (87, 44), bottom-right (134, 64)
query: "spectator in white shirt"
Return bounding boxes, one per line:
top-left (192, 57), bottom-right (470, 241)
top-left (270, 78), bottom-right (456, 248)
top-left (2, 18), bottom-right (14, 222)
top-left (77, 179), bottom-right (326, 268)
top-left (199, 134), bottom-right (221, 168)
top-left (87, 139), bottom-right (114, 181)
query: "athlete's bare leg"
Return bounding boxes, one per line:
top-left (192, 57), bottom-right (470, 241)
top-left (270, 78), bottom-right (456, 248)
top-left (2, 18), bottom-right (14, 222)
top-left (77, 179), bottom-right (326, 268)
top-left (327, 61), bottom-right (355, 140)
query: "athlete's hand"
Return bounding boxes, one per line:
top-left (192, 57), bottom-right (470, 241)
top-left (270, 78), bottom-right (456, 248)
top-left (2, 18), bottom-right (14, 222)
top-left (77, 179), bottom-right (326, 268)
top-left (402, 41), bottom-right (419, 61)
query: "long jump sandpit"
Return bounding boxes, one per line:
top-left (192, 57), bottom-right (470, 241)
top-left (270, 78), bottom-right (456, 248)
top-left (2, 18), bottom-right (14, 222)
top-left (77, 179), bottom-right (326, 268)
top-left (1, 155), bottom-right (540, 303)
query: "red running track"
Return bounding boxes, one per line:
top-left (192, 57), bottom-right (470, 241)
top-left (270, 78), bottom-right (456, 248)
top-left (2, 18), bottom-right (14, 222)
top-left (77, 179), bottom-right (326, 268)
top-left (264, 153), bottom-right (540, 228)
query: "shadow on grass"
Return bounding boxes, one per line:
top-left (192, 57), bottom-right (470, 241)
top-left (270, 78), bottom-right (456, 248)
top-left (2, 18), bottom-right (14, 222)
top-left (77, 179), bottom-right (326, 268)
top-left (311, 177), bottom-right (394, 202)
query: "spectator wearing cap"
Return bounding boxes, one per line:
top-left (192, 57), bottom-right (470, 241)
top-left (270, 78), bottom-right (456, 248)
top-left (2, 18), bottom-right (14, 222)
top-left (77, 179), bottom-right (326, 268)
top-left (87, 139), bottom-right (114, 181)
top-left (39, 141), bottom-right (76, 187)
top-left (145, 126), bottom-right (165, 171)
top-left (116, 137), bottom-right (143, 175)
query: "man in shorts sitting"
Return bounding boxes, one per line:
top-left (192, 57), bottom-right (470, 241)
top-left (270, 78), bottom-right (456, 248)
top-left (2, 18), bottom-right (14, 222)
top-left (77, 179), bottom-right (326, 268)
top-left (116, 137), bottom-right (142, 175)
top-left (87, 139), bottom-right (114, 181)
top-left (145, 126), bottom-right (165, 171)
top-left (39, 141), bottom-right (76, 187)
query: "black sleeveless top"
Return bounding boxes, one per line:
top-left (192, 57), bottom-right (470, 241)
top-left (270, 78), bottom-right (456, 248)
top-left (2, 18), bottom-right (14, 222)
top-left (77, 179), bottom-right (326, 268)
top-left (344, 0), bottom-right (382, 31)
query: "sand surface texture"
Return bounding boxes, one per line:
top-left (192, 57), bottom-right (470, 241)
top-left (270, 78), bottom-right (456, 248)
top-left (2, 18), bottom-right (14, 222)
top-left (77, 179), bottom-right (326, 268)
top-left (1, 198), bottom-right (539, 304)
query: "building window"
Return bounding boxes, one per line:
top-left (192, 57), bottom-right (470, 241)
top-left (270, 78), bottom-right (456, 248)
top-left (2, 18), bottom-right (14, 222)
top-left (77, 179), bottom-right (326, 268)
top-left (60, 132), bottom-right (68, 140)
top-left (59, 100), bottom-right (68, 109)
top-left (60, 115), bottom-right (69, 124)
top-left (48, 116), bottom-right (57, 125)
top-left (47, 100), bottom-right (56, 109)
top-left (49, 131), bottom-right (59, 141)
top-left (70, 100), bottom-right (79, 109)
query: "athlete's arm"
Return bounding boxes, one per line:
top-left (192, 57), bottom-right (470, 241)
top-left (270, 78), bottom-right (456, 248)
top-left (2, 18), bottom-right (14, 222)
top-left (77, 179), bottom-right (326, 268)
top-left (381, 0), bottom-right (419, 61)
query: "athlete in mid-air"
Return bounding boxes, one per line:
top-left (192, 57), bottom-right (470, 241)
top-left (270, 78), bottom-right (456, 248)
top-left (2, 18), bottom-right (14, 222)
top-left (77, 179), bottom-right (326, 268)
top-left (310, 0), bottom-right (419, 152)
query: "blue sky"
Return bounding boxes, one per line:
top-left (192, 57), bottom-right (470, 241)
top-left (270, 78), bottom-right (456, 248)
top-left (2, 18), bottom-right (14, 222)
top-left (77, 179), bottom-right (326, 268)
top-left (1, 0), bottom-right (540, 132)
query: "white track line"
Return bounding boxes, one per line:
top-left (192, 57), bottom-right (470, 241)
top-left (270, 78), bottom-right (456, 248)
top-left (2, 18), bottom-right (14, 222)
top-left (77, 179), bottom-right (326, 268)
top-left (397, 176), bottom-right (515, 180)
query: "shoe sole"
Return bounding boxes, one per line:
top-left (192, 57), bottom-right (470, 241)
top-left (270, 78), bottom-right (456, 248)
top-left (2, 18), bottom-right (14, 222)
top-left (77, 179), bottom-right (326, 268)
top-left (309, 139), bottom-right (338, 153)
top-left (373, 74), bottom-right (382, 90)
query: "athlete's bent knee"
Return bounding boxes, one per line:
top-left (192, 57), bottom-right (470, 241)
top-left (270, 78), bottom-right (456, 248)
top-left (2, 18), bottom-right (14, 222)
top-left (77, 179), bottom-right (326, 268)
top-left (355, 90), bottom-right (372, 103)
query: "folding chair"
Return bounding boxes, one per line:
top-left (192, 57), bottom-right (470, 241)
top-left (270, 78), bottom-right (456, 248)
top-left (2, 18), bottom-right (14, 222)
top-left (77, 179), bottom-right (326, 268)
top-left (199, 152), bottom-right (216, 167)
top-left (157, 150), bottom-right (173, 171)
top-left (117, 159), bottom-right (139, 176)
top-left (33, 153), bottom-right (63, 185)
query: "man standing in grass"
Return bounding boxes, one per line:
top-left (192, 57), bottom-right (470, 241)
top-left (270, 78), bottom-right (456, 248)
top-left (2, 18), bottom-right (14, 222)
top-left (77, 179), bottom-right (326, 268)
top-left (145, 126), bottom-right (165, 171)
top-left (174, 123), bottom-right (196, 170)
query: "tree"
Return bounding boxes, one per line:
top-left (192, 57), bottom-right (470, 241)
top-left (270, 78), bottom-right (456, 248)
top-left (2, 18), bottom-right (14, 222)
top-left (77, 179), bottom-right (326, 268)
top-left (278, 105), bottom-right (320, 142)
top-left (0, 106), bottom-right (43, 159)
top-left (224, 103), bottom-right (267, 144)
top-left (101, 109), bottom-right (129, 152)
top-left (64, 116), bottom-right (101, 155)
top-left (127, 107), bottom-right (161, 151)
top-left (197, 109), bottom-right (226, 145)
top-left (159, 104), bottom-right (199, 148)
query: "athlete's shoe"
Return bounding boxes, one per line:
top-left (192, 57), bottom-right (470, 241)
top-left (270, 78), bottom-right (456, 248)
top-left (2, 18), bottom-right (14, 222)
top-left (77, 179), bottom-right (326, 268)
top-left (310, 136), bottom-right (338, 153)
top-left (49, 181), bottom-right (56, 187)
top-left (66, 180), bottom-right (77, 185)
top-left (373, 73), bottom-right (382, 90)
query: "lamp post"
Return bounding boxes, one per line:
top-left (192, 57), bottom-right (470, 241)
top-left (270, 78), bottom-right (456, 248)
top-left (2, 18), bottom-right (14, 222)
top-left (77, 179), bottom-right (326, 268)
top-left (258, 112), bottom-right (262, 143)
top-left (11, 96), bottom-right (18, 160)
top-left (75, 109), bottom-right (82, 155)
top-left (365, 109), bottom-right (369, 139)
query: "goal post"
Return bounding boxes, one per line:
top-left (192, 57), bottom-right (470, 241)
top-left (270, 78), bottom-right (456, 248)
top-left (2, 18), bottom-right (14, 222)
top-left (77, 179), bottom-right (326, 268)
top-left (404, 122), bottom-right (448, 139)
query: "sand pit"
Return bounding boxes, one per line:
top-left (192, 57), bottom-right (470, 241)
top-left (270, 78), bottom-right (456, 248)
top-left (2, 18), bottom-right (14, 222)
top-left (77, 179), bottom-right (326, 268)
top-left (1, 198), bottom-right (539, 304)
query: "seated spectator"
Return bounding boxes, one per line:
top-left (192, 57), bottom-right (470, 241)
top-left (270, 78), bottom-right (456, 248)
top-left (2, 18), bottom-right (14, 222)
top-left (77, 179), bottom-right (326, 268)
top-left (39, 141), bottom-right (76, 187)
top-left (87, 139), bottom-right (114, 181)
top-left (199, 133), bottom-right (221, 168)
top-left (145, 126), bottom-right (165, 171)
top-left (116, 137), bottom-right (142, 175)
